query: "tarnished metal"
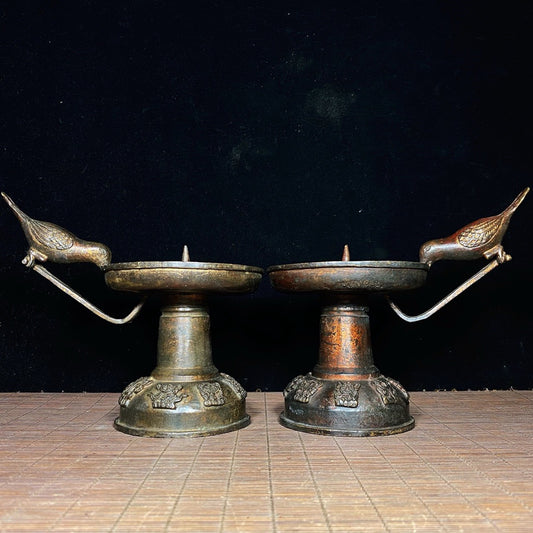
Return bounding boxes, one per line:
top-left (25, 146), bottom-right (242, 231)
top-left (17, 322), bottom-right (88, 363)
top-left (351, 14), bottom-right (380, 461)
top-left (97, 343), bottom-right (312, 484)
top-left (390, 187), bottom-right (529, 321)
top-left (3, 187), bottom-right (527, 438)
top-left (3, 194), bottom-right (263, 437)
top-left (269, 248), bottom-right (415, 436)
top-left (2, 192), bottom-right (111, 268)
top-left (268, 260), bottom-right (428, 293)
top-left (104, 261), bottom-right (263, 294)
top-left (113, 292), bottom-right (258, 438)
top-left (109, 260), bottom-right (262, 437)
top-left (419, 187), bottom-right (529, 266)
top-left (387, 259), bottom-right (501, 322)
top-left (33, 264), bottom-right (146, 324)
top-left (0, 192), bottom-right (141, 323)
top-left (269, 188), bottom-right (528, 436)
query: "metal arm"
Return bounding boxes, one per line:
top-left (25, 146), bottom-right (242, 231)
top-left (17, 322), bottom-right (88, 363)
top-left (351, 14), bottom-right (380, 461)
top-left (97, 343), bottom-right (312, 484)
top-left (387, 258), bottom-right (504, 322)
top-left (33, 264), bottom-right (145, 325)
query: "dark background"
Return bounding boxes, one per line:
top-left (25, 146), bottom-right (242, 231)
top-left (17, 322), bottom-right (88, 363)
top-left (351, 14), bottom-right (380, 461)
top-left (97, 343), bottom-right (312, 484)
top-left (1, 1), bottom-right (531, 393)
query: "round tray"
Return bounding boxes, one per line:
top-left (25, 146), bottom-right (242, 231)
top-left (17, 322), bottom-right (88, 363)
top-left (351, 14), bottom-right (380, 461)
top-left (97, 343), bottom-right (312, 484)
top-left (268, 260), bottom-right (428, 293)
top-left (104, 261), bottom-right (263, 293)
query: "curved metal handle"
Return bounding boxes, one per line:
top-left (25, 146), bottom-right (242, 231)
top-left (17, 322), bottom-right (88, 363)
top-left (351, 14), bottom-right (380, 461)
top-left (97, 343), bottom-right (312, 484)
top-left (387, 258), bottom-right (504, 322)
top-left (32, 264), bottom-right (145, 324)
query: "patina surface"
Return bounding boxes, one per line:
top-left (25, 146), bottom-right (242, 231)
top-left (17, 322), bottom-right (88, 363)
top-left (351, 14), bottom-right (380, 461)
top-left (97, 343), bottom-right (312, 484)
top-left (268, 184), bottom-right (529, 437)
top-left (105, 261), bottom-right (262, 293)
top-left (269, 250), bottom-right (417, 436)
top-left (268, 260), bottom-right (428, 293)
top-left (2, 193), bottom-right (263, 437)
top-left (280, 299), bottom-right (414, 436)
top-left (111, 285), bottom-right (260, 438)
top-left (419, 187), bottom-right (528, 266)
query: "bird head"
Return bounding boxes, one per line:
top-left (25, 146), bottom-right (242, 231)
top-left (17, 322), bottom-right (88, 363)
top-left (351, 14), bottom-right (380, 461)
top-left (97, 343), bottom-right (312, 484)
top-left (419, 238), bottom-right (445, 267)
top-left (89, 243), bottom-right (112, 269)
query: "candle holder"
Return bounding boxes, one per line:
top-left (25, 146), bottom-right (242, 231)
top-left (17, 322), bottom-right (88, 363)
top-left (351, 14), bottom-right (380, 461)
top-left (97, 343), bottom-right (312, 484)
top-left (3, 193), bottom-right (262, 437)
top-left (106, 253), bottom-right (262, 437)
top-left (269, 188), bottom-right (528, 436)
top-left (269, 251), bottom-right (424, 436)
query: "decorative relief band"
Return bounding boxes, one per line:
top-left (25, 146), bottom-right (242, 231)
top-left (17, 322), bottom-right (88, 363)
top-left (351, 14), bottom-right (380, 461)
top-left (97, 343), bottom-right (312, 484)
top-left (284, 373), bottom-right (320, 404)
top-left (148, 383), bottom-right (188, 409)
top-left (198, 382), bottom-right (225, 406)
top-left (284, 375), bottom-right (305, 398)
top-left (334, 381), bottom-right (361, 408)
top-left (385, 376), bottom-right (409, 402)
top-left (119, 376), bottom-right (154, 407)
top-left (370, 376), bottom-right (409, 405)
top-left (220, 373), bottom-right (247, 400)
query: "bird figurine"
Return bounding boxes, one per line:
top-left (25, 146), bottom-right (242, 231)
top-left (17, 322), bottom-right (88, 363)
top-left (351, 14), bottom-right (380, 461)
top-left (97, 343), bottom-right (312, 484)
top-left (419, 187), bottom-right (529, 267)
top-left (2, 192), bottom-right (111, 269)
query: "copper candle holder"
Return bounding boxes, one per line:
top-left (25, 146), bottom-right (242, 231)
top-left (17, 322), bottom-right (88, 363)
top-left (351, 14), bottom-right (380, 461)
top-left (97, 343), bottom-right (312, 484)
top-left (3, 194), bottom-right (262, 437)
top-left (2, 186), bottom-right (528, 438)
top-left (269, 188), bottom-right (529, 436)
top-left (269, 253), bottom-right (424, 436)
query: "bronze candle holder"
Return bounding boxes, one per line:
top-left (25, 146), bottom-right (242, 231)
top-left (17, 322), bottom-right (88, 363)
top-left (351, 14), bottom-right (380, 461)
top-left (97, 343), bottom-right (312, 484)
top-left (268, 188), bottom-right (529, 436)
top-left (3, 193), bottom-right (262, 437)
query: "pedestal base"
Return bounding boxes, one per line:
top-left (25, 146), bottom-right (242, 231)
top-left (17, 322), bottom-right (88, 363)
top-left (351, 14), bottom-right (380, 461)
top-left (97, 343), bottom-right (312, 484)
top-left (114, 372), bottom-right (249, 438)
top-left (280, 373), bottom-right (414, 436)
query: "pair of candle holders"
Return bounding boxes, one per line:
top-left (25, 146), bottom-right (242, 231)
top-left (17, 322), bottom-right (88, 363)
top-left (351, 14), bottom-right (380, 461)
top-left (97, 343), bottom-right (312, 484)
top-left (2, 188), bottom-right (528, 437)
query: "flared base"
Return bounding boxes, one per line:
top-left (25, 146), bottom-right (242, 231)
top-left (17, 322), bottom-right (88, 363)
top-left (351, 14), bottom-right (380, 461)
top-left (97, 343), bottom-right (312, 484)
top-left (280, 373), bottom-right (414, 437)
top-left (114, 414), bottom-right (250, 438)
top-left (279, 413), bottom-right (414, 437)
top-left (114, 372), bottom-right (249, 438)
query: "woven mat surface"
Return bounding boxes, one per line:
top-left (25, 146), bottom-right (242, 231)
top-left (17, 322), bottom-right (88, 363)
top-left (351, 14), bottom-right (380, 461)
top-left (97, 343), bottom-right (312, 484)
top-left (0, 391), bottom-right (532, 532)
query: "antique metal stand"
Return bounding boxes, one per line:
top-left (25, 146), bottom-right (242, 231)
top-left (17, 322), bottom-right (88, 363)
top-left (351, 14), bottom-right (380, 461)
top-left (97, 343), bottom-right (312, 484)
top-left (114, 294), bottom-right (250, 437)
top-left (105, 259), bottom-right (262, 437)
top-left (269, 253), bottom-right (427, 436)
top-left (2, 187), bottom-right (528, 437)
top-left (1, 191), bottom-right (262, 437)
top-left (269, 181), bottom-right (527, 436)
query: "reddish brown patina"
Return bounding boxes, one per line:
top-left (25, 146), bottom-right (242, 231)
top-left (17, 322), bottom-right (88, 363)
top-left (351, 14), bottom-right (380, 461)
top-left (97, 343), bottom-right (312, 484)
top-left (268, 255), bottom-right (424, 436)
top-left (314, 303), bottom-right (378, 380)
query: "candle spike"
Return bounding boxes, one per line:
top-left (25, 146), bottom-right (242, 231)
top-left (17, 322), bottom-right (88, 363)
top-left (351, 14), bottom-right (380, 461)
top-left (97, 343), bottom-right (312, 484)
top-left (181, 245), bottom-right (190, 262)
top-left (342, 244), bottom-right (350, 261)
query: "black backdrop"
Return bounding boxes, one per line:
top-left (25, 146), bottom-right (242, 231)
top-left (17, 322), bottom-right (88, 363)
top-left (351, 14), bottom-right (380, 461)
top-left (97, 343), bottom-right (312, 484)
top-left (1, 2), bottom-right (531, 392)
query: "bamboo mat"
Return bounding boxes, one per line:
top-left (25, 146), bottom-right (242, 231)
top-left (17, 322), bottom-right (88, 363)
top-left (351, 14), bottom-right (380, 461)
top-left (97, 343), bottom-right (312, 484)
top-left (0, 391), bottom-right (532, 532)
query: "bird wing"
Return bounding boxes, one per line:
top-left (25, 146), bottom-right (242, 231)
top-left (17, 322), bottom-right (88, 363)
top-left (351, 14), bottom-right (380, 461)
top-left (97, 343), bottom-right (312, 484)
top-left (457, 216), bottom-right (502, 248)
top-left (28, 219), bottom-right (74, 250)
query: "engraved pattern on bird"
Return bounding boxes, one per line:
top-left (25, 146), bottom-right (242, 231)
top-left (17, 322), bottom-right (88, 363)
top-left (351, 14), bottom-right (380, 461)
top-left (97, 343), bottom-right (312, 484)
top-left (26, 218), bottom-right (74, 251)
top-left (457, 216), bottom-right (502, 248)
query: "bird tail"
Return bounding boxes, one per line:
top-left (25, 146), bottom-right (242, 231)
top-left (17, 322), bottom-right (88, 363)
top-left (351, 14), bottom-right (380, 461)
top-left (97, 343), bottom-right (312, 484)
top-left (1, 192), bottom-right (30, 223)
top-left (502, 187), bottom-right (530, 216)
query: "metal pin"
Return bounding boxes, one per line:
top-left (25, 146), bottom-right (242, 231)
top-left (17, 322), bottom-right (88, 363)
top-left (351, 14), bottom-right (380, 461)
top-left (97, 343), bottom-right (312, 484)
top-left (181, 245), bottom-right (190, 262)
top-left (342, 244), bottom-right (350, 261)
